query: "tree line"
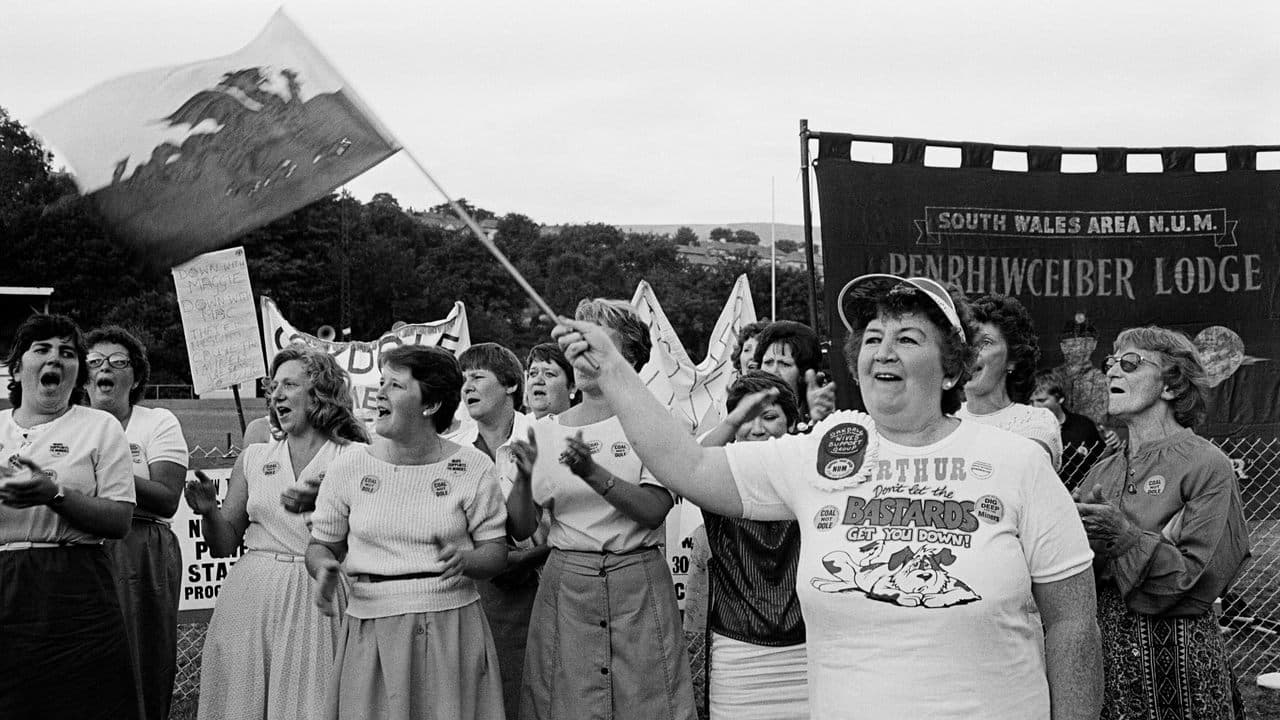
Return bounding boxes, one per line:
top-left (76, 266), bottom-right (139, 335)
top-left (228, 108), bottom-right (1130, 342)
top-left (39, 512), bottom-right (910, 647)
top-left (0, 106), bottom-right (822, 388)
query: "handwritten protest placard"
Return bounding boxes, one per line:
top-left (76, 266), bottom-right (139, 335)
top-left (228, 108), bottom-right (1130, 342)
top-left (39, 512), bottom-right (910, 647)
top-left (172, 247), bottom-right (264, 395)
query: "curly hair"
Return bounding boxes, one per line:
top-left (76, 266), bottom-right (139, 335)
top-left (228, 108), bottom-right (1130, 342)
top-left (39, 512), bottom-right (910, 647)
top-left (84, 325), bottom-right (151, 406)
top-left (268, 346), bottom-right (368, 443)
top-left (1113, 326), bottom-right (1207, 428)
top-left (730, 321), bottom-right (769, 372)
top-left (6, 313), bottom-right (89, 408)
top-left (380, 345), bottom-right (463, 433)
top-left (726, 370), bottom-right (801, 430)
top-left (969, 294), bottom-right (1042, 403)
top-left (841, 282), bottom-right (976, 415)
top-left (752, 320), bottom-right (823, 418)
top-left (575, 298), bottom-right (652, 372)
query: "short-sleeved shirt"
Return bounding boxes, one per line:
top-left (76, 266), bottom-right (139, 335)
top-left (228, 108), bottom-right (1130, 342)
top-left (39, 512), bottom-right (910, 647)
top-left (0, 406), bottom-right (135, 544)
top-left (529, 414), bottom-right (668, 552)
top-left (725, 410), bottom-right (1092, 720)
top-left (956, 402), bottom-right (1063, 470)
top-left (124, 405), bottom-right (189, 521)
top-left (312, 444), bottom-right (507, 618)
top-left (1084, 428), bottom-right (1249, 617)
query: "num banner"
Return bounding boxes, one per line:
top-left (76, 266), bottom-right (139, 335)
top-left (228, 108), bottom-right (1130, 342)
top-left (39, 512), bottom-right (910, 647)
top-left (814, 135), bottom-right (1279, 439)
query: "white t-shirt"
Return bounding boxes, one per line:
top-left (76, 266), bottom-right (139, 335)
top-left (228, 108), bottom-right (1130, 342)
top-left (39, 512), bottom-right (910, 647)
top-left (0, 406), bottom-right (135, 544)
top-left (124, 405), bottom-right (189, 521)
top-left (956, 402), bottom-right (1063, 470)
top-left (725, 411), bottom-right (1092, 720)
top-left (530, 414), bottom-right (669, 552)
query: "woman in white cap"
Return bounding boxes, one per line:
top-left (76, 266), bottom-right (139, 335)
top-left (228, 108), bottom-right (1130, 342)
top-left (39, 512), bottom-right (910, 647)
top-left (552, 275), bottom-right (1102, 720)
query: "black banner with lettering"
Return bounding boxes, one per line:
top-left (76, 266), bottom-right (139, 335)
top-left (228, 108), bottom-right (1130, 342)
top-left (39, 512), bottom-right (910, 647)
top-left (815, 136), bottom-right (1279, 439)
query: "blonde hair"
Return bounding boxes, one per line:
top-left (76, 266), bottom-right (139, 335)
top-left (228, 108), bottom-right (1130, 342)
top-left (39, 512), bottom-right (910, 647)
top-left (575, 298), bottom-right (652, 371)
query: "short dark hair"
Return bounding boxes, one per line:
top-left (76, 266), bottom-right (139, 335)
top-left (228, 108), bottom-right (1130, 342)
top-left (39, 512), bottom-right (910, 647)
top-left (970, 294), bottom-right (1042, 403)
top-left (730, 321), bottom-right (769, 371)
top-left (1033, 369), bottom-right (1066, 405)
top-left (6, 313), bottom-right (89, 408)
top-left (85, 325), bottom-right (151, 406)
top-left (841, 283), bottom-right (976, 415)
top-left (268, 346), bottom-right (368, 443)
top-left (460, 343), bottom-right (525, 408)
top-left (726, 371), bottom-right (800, 430)
top-left (1114, 326), bottom-right (1207, 428)
top-left (380, 345), bottom-right (462, 433)
top-left (753, 320), bottom-right (823, 416)
top-left (575, 298), bottom-right (652, 372)
top-left (526, 342), bottom-right (573, 387)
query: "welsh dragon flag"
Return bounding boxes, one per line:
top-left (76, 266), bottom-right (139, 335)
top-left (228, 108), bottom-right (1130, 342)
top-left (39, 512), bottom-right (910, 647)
top-left (31, 10), bottom-right (400, 267)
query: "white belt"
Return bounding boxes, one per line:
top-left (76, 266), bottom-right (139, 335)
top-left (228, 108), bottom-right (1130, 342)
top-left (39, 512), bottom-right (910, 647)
top-left (0, 541), bottom-right (100, 552)
top-left (248, 549), bottom-right (306, 563)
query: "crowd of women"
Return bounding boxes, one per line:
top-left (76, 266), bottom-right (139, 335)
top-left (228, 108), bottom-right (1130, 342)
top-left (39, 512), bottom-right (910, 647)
top-left (0, 271), bottom-right (1251, 719)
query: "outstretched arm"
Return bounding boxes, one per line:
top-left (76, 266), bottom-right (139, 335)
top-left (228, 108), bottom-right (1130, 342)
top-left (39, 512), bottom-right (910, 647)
top-left (554, 318), bottom-right (744, 517)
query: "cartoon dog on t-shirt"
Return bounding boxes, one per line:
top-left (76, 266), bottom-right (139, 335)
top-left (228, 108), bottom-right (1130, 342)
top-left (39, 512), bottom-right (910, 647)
top-left (811, 541), bottom-right (980, 608)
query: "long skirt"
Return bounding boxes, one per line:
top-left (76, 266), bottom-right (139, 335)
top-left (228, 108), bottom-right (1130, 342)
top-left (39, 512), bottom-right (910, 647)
top-left (1098, 583), bottom-right (1242, 720)
top-left (322, 600), bottom-right (505, 720)
top-left (477, 574), bottom-right (539, 720)
top-left (519, 547), bottom-right (696, 720)
top-left (198, 550), bottom-right (346, 720)
top-left (0, 545), bottom-right (138, 720)
top-left (106, 519), bottom-right (182, 720)
top-left (708, 633), bottom-right (808, 720)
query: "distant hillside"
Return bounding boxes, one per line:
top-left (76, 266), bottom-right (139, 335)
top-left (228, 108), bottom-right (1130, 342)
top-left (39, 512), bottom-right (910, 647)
top-left (620, 223), bottom-right (822, 250)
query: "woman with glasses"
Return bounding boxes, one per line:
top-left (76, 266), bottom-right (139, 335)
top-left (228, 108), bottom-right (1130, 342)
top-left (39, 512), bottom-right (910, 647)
top-left (1074, 327), bottom-right (1249, 720)
top-left (0, 314), bottom-right (137, 720)
top-left (185, 347), bottom-right (368, 720)
top-left (85, 326), bottom-right (190, 720)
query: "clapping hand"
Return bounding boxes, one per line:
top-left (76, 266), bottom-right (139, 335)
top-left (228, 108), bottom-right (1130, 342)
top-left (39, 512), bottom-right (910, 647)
top-left (183, 470), bottom-right (220, 515)
top-left (510, 428), bottom-right (538, 482)
top-left (282, 473), bottom-right (323, 514)
top-left (1075, 483), bottom-right (1140, 557)
top-left (0, 456), bottom-right (57, 508)
top-left (806, 370), bottom-right (836, 423)
top-left (558, 430), bottom-right (597, 481)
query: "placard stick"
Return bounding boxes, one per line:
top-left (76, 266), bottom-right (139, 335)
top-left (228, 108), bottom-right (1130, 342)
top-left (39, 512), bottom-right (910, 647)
top-left (401, 149), bottom-right (596, 367)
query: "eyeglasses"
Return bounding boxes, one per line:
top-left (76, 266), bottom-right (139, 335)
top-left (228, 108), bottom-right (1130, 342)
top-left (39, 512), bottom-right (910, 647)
top-left (86, 353), bottom-right (131, 369)
top-left (1103, 352), bottom-right (1159, 374)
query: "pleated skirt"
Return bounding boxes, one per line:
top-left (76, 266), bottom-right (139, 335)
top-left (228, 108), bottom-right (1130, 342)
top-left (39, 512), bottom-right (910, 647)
top-left (321, 600), bottom-right (505, 720)
top-left (707, 633), bottom-right (809, 720)
top-left (197, 550), bottom-right (346, 720)
top-left (519, 547), bottom-right (696, 720)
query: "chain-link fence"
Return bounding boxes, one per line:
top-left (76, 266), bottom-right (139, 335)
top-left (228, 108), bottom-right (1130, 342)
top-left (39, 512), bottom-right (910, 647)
top-left (167, 437), bottom-right (1280, 717)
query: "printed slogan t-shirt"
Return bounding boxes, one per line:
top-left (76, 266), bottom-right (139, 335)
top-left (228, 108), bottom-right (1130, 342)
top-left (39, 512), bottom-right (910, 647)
top-left (724, 410), bottom-right (1092, 720)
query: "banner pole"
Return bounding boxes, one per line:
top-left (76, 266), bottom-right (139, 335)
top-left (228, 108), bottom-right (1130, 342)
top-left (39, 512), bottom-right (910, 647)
top-left (230, 383), bottom-right (247, 436)
top-left (771, 176), bottom-right (777, 320)
top-left (799, 119), bottom-right (819, 330)
top-left (399, 148), bottom-right (597, 367)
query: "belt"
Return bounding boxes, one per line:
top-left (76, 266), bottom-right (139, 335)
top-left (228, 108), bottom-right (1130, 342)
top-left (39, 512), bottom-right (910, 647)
top-left (558, 545), bottom-right (660, 557)
top-left (357, 571), bottom-right (444, 583)
top-left (248, 550), bottom-right (305, 563)
top-left (0, 541), bottom-right (101, 552)
top-left (132, 515), bottom-right (172, 526)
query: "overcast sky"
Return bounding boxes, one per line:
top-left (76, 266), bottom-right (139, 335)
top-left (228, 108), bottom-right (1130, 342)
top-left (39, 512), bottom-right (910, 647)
top-left (4, 1), bottom-right (1279, 227)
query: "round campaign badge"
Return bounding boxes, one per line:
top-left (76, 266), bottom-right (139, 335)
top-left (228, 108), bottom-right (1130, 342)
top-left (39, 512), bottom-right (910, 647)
top-left (359, 475), bottom-right (380, 493)
top-left (263, 461), bottom-right (279, 476)
top-left (811, 415), bottom-right (877, 491)
top-left (969, 460), bottom-right (993, 480)
top-left (975, 494), bottom-right (1004, 524)
top-left (813, 505), bottom-right (840, 531)
top-left (1144, 475), bottom-right (1166, 495)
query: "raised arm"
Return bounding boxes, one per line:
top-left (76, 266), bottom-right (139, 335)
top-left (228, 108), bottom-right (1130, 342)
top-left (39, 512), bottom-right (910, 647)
top-left (184, 456), bottom-right (250, 557)
top-left (554, 318), bottom-right (744, 517)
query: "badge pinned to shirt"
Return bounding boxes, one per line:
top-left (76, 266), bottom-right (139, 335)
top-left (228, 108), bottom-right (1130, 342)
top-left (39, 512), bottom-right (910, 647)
top-left (48, 442), bottom-right (69, 458)
top-left (1144, 475), bottom-right (1166, 495)
top-left (811, 416), bottom-right (877, 491)
top-left (263, 461), bottom-right (279, 476)
top-left (129, 443), bottom-right (144, 463)
top-left (360, 475), bottom-right (379, 493)
top-left (433, 478), bottom-right (450, 497)
top-left (447, 458), bottom-right (467, 475)
top-left (611, 442), bottom-right (630, 458)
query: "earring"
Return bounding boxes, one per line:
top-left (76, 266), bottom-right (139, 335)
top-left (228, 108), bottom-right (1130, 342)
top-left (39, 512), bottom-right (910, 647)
top-left (942, 380), bottom-right (953, 389)
top-left (422, 409), bottom-right (430, 417)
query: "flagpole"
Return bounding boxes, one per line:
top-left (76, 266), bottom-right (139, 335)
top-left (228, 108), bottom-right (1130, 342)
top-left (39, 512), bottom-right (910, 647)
top-left (771, 176), bottom-right (777, 321)
top-left (399, 148), bottom-right (596, 366)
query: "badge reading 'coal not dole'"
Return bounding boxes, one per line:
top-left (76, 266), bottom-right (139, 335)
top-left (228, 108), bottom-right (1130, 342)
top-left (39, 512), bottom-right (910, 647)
top-left (812, 414), bottom-right (877, 490)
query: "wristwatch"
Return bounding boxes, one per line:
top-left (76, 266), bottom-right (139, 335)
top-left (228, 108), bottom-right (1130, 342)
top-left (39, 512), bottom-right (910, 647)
top-left (48, 484), bottom-right (67, 507)
top-left (598, 475), bottom-right (616, 497)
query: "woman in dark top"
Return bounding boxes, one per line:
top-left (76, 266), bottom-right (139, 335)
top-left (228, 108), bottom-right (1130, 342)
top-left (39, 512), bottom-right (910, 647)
top-left (1032, 370), bottom-right (1105, 490)
top-left (692, 371), bottom-right (807, 719)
